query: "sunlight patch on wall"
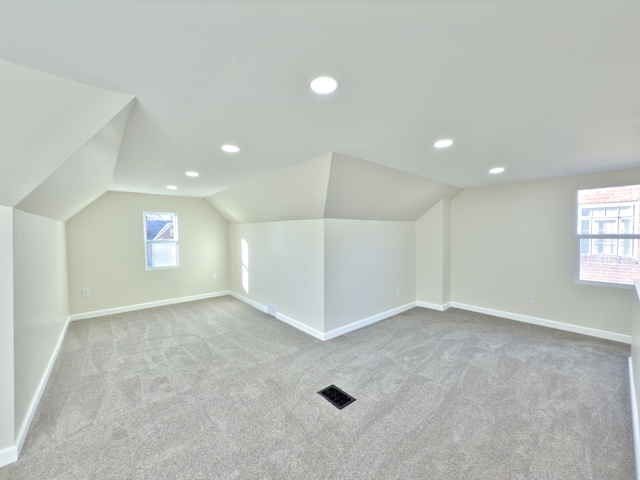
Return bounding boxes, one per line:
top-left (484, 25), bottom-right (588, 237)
top-left (241, 238), bottom-right (249, 293)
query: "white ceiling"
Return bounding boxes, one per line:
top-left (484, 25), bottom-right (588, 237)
top-left (1, 0), bottom-right (639, 199)
top-left (0, 59), bottom-right (134, 212)
top-left (207, 152), bottom-right (462, 223)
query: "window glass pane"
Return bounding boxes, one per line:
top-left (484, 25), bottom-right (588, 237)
top-left (577, 186), bottom-right (640, 286)
top-left (620, 239), bottom-right (633, 257)
top-left (144, 212), bottom-right (179, 269)
top-left (580, 238), bottom-right (590, 254)
top-left (580, 239), bottom-right (640, 285)
top-left (592, 239), bottom-right (603, 254)
top-left (605, 207), bottom-right (619, 217)
top-left (621, 219), bottom-right (633, 234)
top-left (620, 206), bottom-right (633, 217)
top-left (604, 219), bottom-right (617, 234)
top-left (580, 219), bottom-right (590, 235)
top-left (147, 243), bottom-right (178, 269)
top-left (603, 239), bottom-right (616, 255)
top-left (593, 220), bottom-right (605, 234)
top-left (145, 213), bottom-right (176, 241)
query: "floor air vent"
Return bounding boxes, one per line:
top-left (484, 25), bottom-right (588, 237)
top-left (317, 385), bottom-right (356, 410)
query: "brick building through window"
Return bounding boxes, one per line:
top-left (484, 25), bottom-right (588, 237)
top-left (577, 185), bottom-right (640, 286)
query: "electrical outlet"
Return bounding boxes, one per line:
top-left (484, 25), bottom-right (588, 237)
top-left (525, 294), bottom-right (533, 304)
top-left (212, 273), bottom-right (217, 280)
top-left (82, 288), bottom-right (90, 297)
top-left (397, 287), bottom-right (401, 296)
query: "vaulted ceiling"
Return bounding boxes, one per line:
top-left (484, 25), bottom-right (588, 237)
top-left (0, 60), bottom-right (133, 220)
top-left (1, 1), bottom-right (639, 218)
top-left (207, 152), bottom-right (462, 223)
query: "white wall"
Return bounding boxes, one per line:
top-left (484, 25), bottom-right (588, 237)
top-left (12, 210), bottom-right (68, 436)
top-left (66, 192), bottom-right (229, 314)
top-left (229, 221), bottom-right (325, 332)
top-left (416, 199), bottom-right (451, 306)
top-left (631, 281), bottom-right (640, 479)
top-left (451, 168), bottom-right (640, 336)
top-left (0, 59), bottom-right (134, 208)
top-left (324, 219), bottom-right (415, 332)
top-left (0, 207), bottom-right (15, 453)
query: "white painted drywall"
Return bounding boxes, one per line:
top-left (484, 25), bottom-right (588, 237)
top-left (16, 100), bottom-right (134, 221)
top-left (451, 168), bottom-right (640, 336)
top-left (442, 199), bottom-right (452, 304)
top-left (0, 207), bottom-right (15, 451)
top-left (207, 151), bottom-right (462, 224)
top-left (229, 220), bottom-right (325, 332)
top-left (12, 210), bottom-right (68, 435)
top-left (416, 199), bottom-right (452, 306)
top-left (324, 219), bottom-right (415, 331)
top-left (324, 153), bottom-right (461, 221)
top-left (0, 59), bottom-right (134, 208)
top-left (66, 192), bottom-right (229, 314)
top-left (207, 153), bottom-right (332, 223)
top-left (632, 281), bottom-right (640, 480)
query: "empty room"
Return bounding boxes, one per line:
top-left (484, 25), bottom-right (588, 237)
top-left (1, 1), bottom-right (640, 478)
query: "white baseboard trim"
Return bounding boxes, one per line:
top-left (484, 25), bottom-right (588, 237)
top-left (68, 291), bottom-right (231, 321)
top-left (276, 312), bottom-right (325, 341)
top-left (228, 291), bottom-right (268, 314)
top-left (228, 291), bottom-right (325, 340)
top-left (229, 291), bottom-right (416, 341)
top-left (15, 316), bottom-right (70, 460)
top-left (0, 445), bottom-right (17, 469)
top-left (449, 302), bottom-right (631, 344)
top-left (416, 301), bottom-right (452, 311)
top-left (629, 357), bottom-right (640, 480)
top-left (323, 302), bottom-right (417, 341)
top-left (1, 315), bottom-right (71, 469)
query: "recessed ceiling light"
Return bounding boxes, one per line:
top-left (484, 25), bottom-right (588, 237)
top-left (489, 167), bottom-right (505, 174)
top-left (167, 185), bottom-right (177, 190)
top-left (221, 144), bottom-right (240, 153)
top-left (310, 76), bottom-right (338, 94)
top-left (185, 171), bottom-right (199, 177)
top-left (434, 139), bottom-right (453, 149)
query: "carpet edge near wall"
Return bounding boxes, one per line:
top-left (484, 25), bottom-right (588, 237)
top-left (2, 315), bottom-right (71, 468)
top-left (8, 292), bottom-right (631, 469)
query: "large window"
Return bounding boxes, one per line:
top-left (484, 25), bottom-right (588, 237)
top-left (144, 212), bottom-right (179, 269)
top-left (577, 186), bottom-right (640, 286)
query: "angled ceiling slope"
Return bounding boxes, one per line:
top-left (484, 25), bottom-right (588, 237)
top-left (206, 152), bottom-right (462, 223)
top-left (325, 153), bottom-right (462, 221)
top-left (206, 153), bottom-right (333, 224)
top-left (0, 59), bottom-right (135, 220)
top-left (17, 102), bottom-right (134, 221)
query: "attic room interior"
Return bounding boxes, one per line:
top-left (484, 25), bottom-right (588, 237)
top-left (1, 1), bottom-right (640, 478)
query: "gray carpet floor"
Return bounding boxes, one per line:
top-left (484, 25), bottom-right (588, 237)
top-left (0, 296), bottom-right (634, 479)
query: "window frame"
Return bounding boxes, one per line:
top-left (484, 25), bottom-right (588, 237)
top-left (575, 190), bottom-right (640, 289)
top-left (143, 212), bottom-right (180, 270)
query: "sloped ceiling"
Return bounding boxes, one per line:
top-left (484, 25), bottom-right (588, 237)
top-left (206, 153), bottom-right (332, 223)
top-left (16, 102), bottom-right (134, 221)
top-left (207, 152), bottom-right (462, 223)
top-left (0, 60), bottom-right (134, 220)
top-left (324, 153), bottom-right (461, 221)
top-left (0, 1), bottom-right (638, 201)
